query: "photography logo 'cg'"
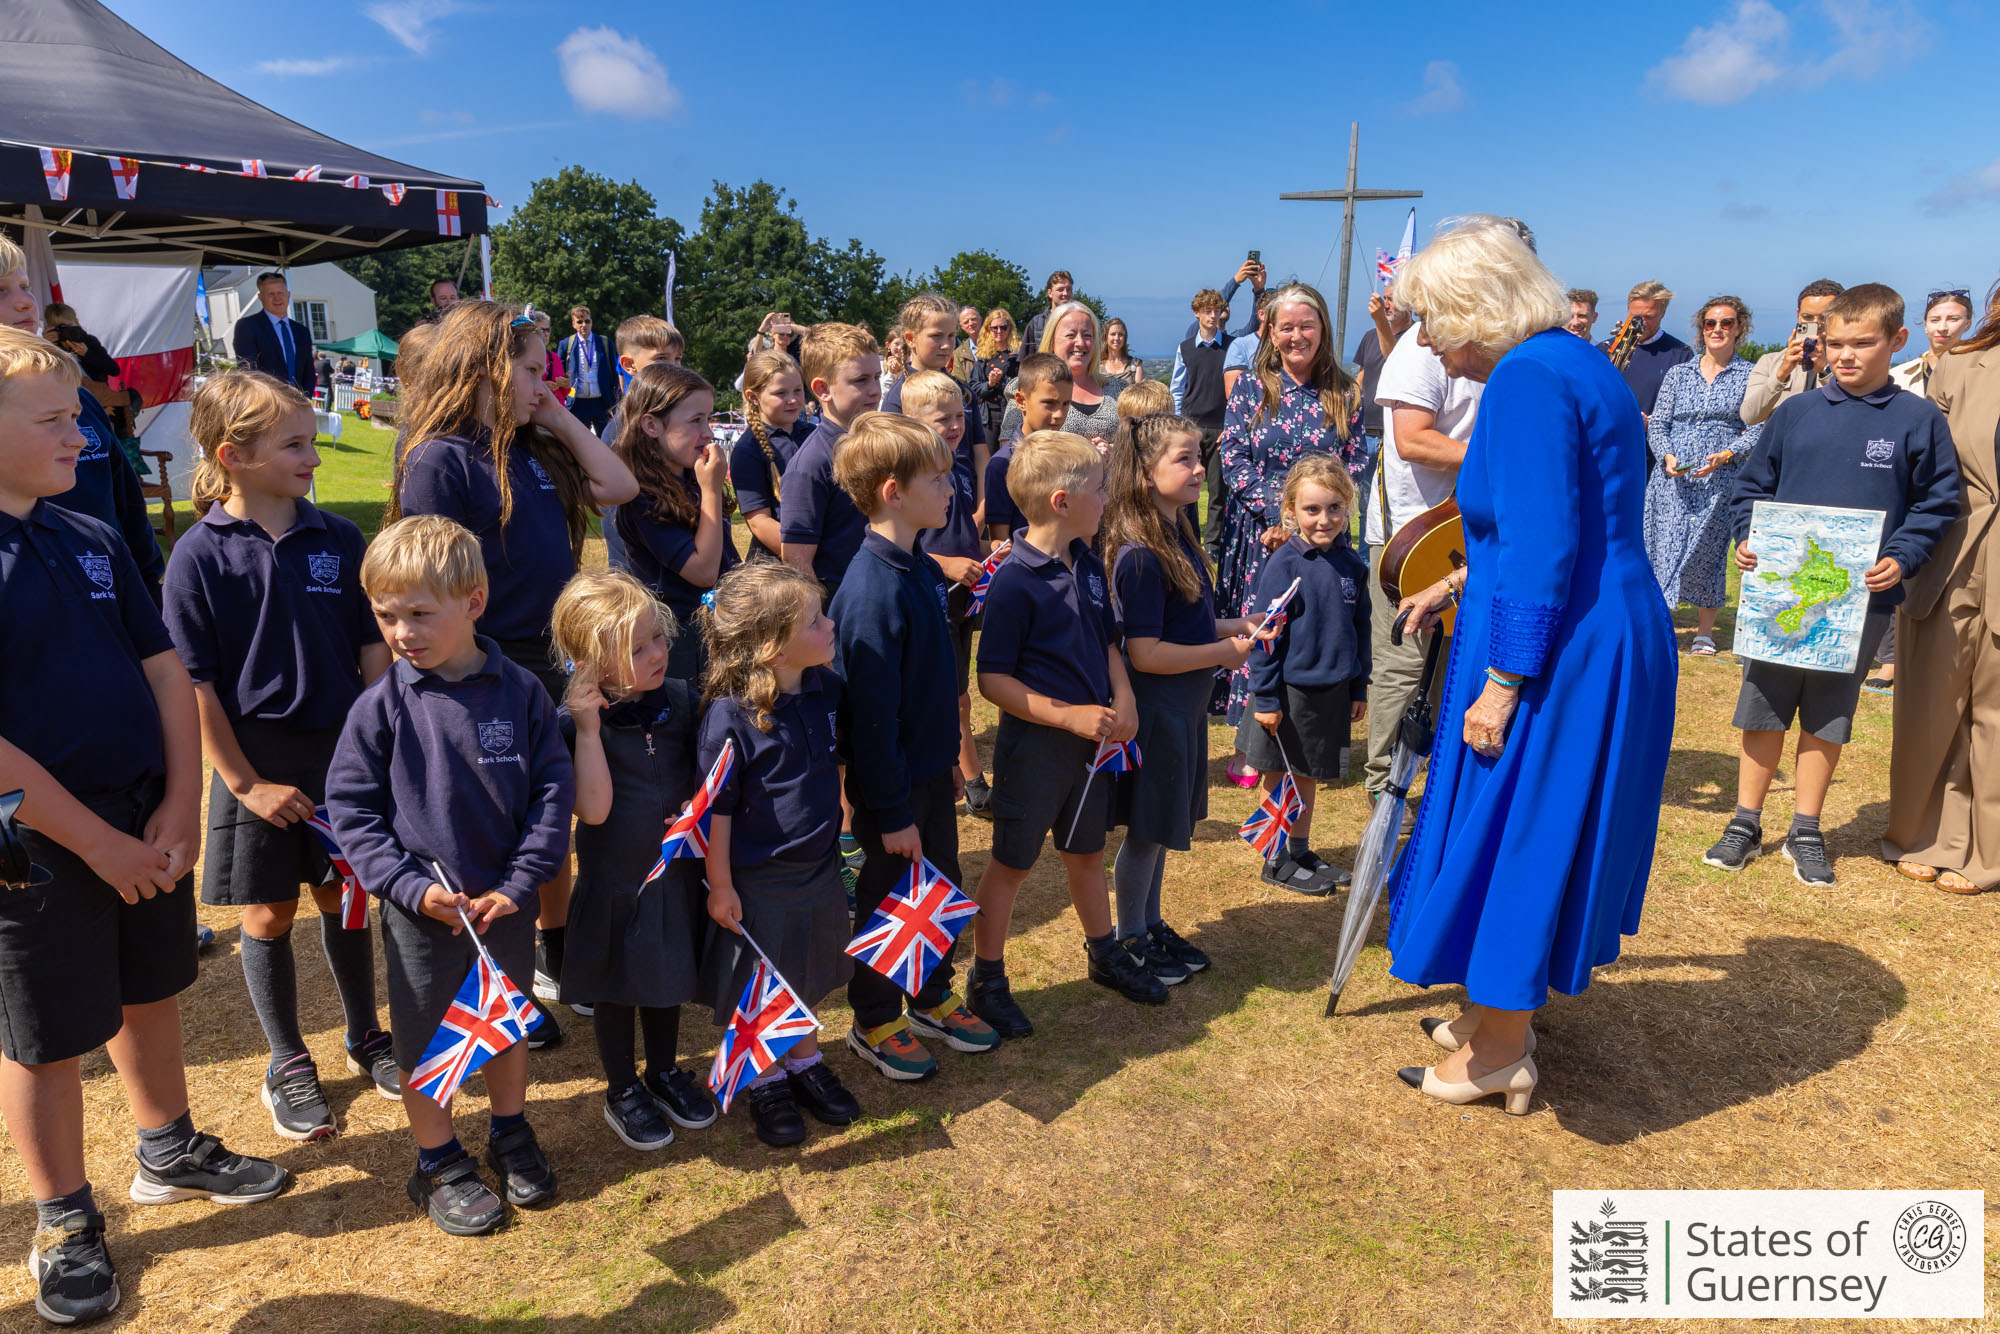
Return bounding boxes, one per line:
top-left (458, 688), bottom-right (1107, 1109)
top-left (1552, 1190), bottom-right (1983, 1320)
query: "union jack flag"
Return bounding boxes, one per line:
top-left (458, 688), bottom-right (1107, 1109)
top-left (380, 182), bottom-right (407, 206)
top-left (1090, 737), bottom-right (1142, 774)
top-left (240, 159), bottom-right (267, 178)
top-left (1239, 774), bottom-right (1303, 860)
top-left (39, 148), bottom-right (71, 201)
top-left (436, 189), bottom-right (461, 236)
top-left (110, 157), bottom-right (140, 200)
top-left (1255, 575), bottom-right (1303, 655)
top-left (845, 857), bottom-right (979, 994)
top-left (642, 739), bottom-right (734, 884)
top-left (1376, 248), bottom-right (1397, 287)
top-left (966, 541), bottom-right (1012, 616)
top-left (408, 949), bottom-right (542, 1106)
top-left (707, 957), bottom-right (817, 1112)
top-left (290, 164), bottom-right (322, 182)
top-left (303, 807), bottom-right (367, 930)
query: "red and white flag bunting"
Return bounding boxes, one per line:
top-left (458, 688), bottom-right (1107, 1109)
top-left (436, 189), bottom-right (461, 236)
top-left (110, 157), bottom-right (140, 200)
top-left (240, 158), bottom-right (266, 177)
top-left (39, 148), bottom-right (71, 201)
top-left (179, 162), bottom-right (217, 173)
top-left (381, 182), bottom-right (407, 206)
top-left (291, 164), bottom-right (322, 182)
top-left (21, 147), bottom-right (448, 218)
top-left (342, 174), bottom-right (369, 190)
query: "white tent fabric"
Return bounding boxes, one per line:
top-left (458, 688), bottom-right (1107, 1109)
top-left (53, 253), bottom-right (198, 357)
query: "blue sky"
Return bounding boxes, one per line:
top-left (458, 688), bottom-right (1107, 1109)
top-left (113, 0), bottom-right (2000, 355)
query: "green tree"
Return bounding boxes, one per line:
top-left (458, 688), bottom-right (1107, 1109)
top-left (336, 242), bottom-right (474, 338)
top-left (489, 166), bottom-right (681, 326)
top-left (925, 250), bottom-right (1035, 324)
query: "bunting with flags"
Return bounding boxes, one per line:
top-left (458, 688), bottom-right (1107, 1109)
top-left (381, 182), bottom-right (408, 205)
top-left (290, 164), bottom-right (322, 182)
top-left (109, 157), bottom-right (140, 200)
top-left (240, 158), bottom-right (266, 178)
top-left (436, 190), bottom-right (461, 236)
top-left (39, 149), bottom-right (71, 201)
top-left (341, 173), bottom-right (370, 190)
top-left (179, 162), bottom-right (217, 173)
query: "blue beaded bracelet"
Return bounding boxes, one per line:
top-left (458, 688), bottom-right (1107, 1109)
top-left (1484, 666), bottom-right (1525, 688)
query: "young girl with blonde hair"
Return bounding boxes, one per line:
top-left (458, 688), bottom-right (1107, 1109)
top-left (729, 349), bottom-right (810, 562)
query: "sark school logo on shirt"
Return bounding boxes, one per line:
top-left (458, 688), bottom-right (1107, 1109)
top-left (306, 551), bottom-right (341, 591)
top-left (528, 457), bottom-right (555, 490)
top-left (1862, 438), bottom-right (1897, 469)
top-left (76, 422), bottom-right (108, 462)
top-left (1552, 1190), bottom-right (1983, 1320)
top-left (1085, 570), bottom-right (1106, 607)
top-left (476, 719), bottom-right (522, 764)
top-left (77, 550), bottom-right (115, 599)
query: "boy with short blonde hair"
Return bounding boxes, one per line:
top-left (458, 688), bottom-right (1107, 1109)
top-left (780, 323), bottom-right (883, 598)
top-left (1116, 378), bottom-right (1172, 420)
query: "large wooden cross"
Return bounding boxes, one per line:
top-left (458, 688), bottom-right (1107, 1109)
top-left (1279, 123), bottom-right (1422, 360)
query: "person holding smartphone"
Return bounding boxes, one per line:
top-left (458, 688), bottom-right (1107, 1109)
top-left (1741, 279), bottom-right (1843, 426)
top-left (749, 310), bottom-right (804, 365)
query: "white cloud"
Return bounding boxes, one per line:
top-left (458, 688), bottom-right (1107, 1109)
top-left (1646, 1), bottom-right (1790, 104)
top-left (257, 57), bottom-right (348, 76)
top-left (1402, 60), bottom-right (1464, 115)
top-left (1921, 156), bottom-right (2000, 214)
top-left (555, 27), bottom-right (680, 118)
top-left (364, 0), bottom-right (460, 56)
top-left (1801, 0), bottom-right (1928, 82)
top-left (961, 78), bottom-right (1013, 108)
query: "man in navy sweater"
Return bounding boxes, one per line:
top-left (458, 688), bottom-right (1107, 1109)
top-left (1601, 279), bottom-right (1693, 419)
top-left (1707, 284), bottom-right (1960, 889)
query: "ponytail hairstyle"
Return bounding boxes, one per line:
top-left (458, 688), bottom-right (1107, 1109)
top-left (740, 349), bottom-right (802, 504)
top-left (1101, 412), bottom-right (1209, 603)
top-left (1249, 283), bottom-right (1358, 440)
top-left (699, 561), bottom-right (822, 731)
top-left (896, 291), bottom-right (960, 369)
top-left (187, 370), bottom-right (314, 516)
top-left (613, 362), bottom-right (725, 530)
top-left (549, 569), bottom-right (675, 709)
top-left (388, 301), bottom-right (592, 557)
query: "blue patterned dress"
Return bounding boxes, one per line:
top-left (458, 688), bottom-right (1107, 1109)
top-left (1641, 357), bottom-right (1762, 609)
top-left (1216, 370), bottom-right (1364, 721)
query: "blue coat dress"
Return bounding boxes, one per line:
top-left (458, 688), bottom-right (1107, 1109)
top-left (1386, 330), bottom-right (1677, 1010)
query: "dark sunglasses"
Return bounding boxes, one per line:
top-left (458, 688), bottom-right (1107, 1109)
top-left (1703, 317), bottom-right (1739, 329)
top-left (1928, 288), bottom-right (1971, 303)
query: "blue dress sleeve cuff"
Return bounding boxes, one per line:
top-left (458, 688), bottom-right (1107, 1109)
top-left (1487, 596), bottom-right (1562, 677)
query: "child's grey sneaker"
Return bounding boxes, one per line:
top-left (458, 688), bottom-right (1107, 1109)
top-left (1782, 830), bottom-right (1836, 886)
top-left (28, 1208), bottom-right (119, 1326)
top-left (259, 1055), bottom-right (335, 1141)
top-left (345, 1029), bottom-right (402, 1100)
top-left (129, 1134), bottom-right (289, 1206)
top-left (406, 1151), bottom-right (505, 1236)
top-left (1703, 818), bottom-right (1763, 871)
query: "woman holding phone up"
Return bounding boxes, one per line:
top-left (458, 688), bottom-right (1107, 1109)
top-left (1641, 295), bottom-right (1761, 656)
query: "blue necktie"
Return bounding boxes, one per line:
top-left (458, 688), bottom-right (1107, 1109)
top-left (276, 318), bottom-right (295, 379)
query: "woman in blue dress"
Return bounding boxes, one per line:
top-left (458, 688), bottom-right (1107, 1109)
top-left (1641, 296), bottom-right (1762, 656)
top-left (1382, 219), bottom-right (1678, 1117)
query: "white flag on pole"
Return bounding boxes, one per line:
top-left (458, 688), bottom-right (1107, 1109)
top-left (664, 250), bottom-right (677, 326)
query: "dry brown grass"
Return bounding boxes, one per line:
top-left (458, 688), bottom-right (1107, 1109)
top-left (2, 594), bottom-right (1994, 1333)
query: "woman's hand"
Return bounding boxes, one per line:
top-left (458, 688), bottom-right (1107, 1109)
top-left (1260, 525), bottom-right (1288, 552)
top-left (1689, 450), bottom-right (1733, 478)
top-left (1463, 680), bottom-right (1519, 758)
top-left (987, 367), bottom-right (1003, 388)
top-left (1662, 454), bottom-right (1681, 476)
top-left (1398, 577), bottom-right (1455, 633)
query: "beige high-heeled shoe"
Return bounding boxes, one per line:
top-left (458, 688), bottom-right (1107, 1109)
top-left (1397, 1055), bottom-right (1538, 1116)
top-left (1420, 1011), bottom-right (1537, 1055)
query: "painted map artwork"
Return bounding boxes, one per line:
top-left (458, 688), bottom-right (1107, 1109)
top-left (1734, 501), bottom-right (1885, 674)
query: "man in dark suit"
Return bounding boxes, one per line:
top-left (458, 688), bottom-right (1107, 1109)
top-left (231, 272), bottom-right (315, 398)
top-left (559, 305), bottom-right (620, 435)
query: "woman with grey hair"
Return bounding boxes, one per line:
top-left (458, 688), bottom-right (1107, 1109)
top-left (1385, 217), bottom-right (1677, 1116)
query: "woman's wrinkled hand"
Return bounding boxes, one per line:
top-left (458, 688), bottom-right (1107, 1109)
top-left (1397, 578), bottom-right (1454, 634)
top-left (1464, 680), bottom-right (1519, 758)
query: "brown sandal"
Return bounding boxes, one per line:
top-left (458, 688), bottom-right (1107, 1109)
top-left (1936, 870), bottom-right (1981, 895)
top-left (1895, 860), bottom-right (1938, 883)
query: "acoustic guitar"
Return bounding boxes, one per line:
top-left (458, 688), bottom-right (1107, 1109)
top-left (1377, 496), bottom-right (1464, 636)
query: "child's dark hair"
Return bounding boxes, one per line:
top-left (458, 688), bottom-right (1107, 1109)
top-left (698, 562), bottom-right (822, 731)
top-left (740, 349), bottom-right (801, 505)
top-left (1101, 413), bottom-right (1209, 602)
top-left (614, 362), bottom-right (729, 529)
top-left (1015, 351), bottom-right (1074, 395)
top-left (1824, 283), bottom-right (1906, 339)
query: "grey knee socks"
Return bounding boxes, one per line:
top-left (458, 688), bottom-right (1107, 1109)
top-left (318, 909), bottom-right (378, 1048)
top-left (1113, 840), bottom-right (1166, 939)
top-left (239, 928), bottom-right (308, 1067)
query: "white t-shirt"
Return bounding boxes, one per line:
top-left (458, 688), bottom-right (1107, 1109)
top-left (1367, 332), bottom-right (1483, 546)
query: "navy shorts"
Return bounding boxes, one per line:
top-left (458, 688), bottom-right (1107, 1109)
top-left (1733, 609), bottom-right (1892, 745)
top-left (382, 898), bottom-right (538, 1074)
top-left (947, 582), bottom-right (977, 694)
top-left (988, 715), bottom-right (1109, 869)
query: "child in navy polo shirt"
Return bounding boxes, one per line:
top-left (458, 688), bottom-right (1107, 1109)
top-left (1238, 456), bottom-right (1372, 894)
top-left (1708, 284), bottom-right (1960, 888)
top-left (1102, 413), bottom-right (1269, 983)
top-left (983, 353), bottom-right (1074, 543)
top-left (549, 571), bottom-right (719, 1152)
top-left (696, 562), bottom-right (862, 1147)
top-left (611, 363), bottom-right (739, 684)
top-left (162, 372), bottom-right (395, 1144)
top-left (779, 322), bottom-right (882, 598)
top-left (828, 413), bottom-right (1002, 1082)
top-left (0, 328), bottom-right (287, 1326)
top-left (393, 301), bottom-right (639, 1045)
top-left (731, 350), bottom-right (810, 561)
top-left (968, 430), bottom-right (1155, 1036)
top-left (325, 516), bottom-right (576, 1237)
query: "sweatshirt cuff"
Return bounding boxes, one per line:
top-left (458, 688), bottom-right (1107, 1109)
top-left (383, 864), bottom-right (435, 915)
top-left (869, 799), bottom-right (916, 836)
top-left (495, 874), bottom-right (543, 913)
top-left (1252, 691), bottom-right (1282, 712)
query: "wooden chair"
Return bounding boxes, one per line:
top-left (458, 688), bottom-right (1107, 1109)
top-left (138, 450), bottom-right (177, 541)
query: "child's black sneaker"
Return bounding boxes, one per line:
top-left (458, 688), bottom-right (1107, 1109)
top-left (966, 973), bottom-right (1034, 1038)
top-left (602, 1082), bottom-right (675, 1151)
top-left (1086, 938), bottom-right (1170, 1005)
top-left (962, 775), bottom-right (994, 820)
top-left (260, 1055), bottom-right (335, 1142)
top-left (787, 1061), bottom-right (860, 1125)
top-left (744, 1080), bottom-right (807, 1147)
top-left (526, 1000), bottom-right (562, 1050)
top-left (1150, 921), bottom-right (1209, 973)
top-left (1261, 855), bottom-right (1334, 897)
top-left (129, 1133), bottom-right (289, 1206)
top-left (28, 1208), bottom-right (119, 1326)
top-left (1782, 830), bottom-right (1836, 886)
top-left (483, 1121), bottom-right (557, 1207)
top-left (1291, 850), bottom-right (1351, 889)
top-left (1130, 932), bottom-right (1190, 986)
top-left (532, 938), bottom-right (560, 1002)
top-left (1703, 818), bottom-right (1763, 871)
top-left (644, 1065), bottom-right (720, 1130)
top-left (406, 1151), bottom-right (505, 1236)
top-left (344, 1029), bottom-right (402, 1099)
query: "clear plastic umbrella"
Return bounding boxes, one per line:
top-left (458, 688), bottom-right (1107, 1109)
top-left (1326, 613), bottom-right (1445, 1015)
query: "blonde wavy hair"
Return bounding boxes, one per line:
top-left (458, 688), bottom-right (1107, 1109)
top-left (188, 371), bottom-right (314, 515)
top-left (1393, 216), bottom-right (1570, 361)
top-left (698, 561), bottom-right (823, 731)
top-left (0, 323), bottom-right (81, 405)
top-left (975, 308), bottom-right (1020, 360)
top-left (550, 569), bottom-right (675, 706)
top-left (1037, 301), bottom-right (1102, 382)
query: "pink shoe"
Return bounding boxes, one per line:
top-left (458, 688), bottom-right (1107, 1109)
top-left (1227, 761), bottom-right (1260, 789)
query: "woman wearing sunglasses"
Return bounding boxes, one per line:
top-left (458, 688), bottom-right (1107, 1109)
top-left (1890, 288), bottom-right (1975, 399)
top-left (1640, 295), bottom-right (1760, 657)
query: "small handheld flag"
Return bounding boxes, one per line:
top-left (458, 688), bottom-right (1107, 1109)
top-left (303, 807), bottom-right (367, 930)
top-left (1240, 775), bottom-right (1304, 860)
top-left (407, 862), bottom-right (542, 1106)
top-left (708, 932), bottom-right (819, 1112)
top-left (1063, 736), bottom-right (1142, 845)
top-left (845, 858), bottom-right (979, 994)
top-left (966, 541), bottom-right (1012, 617)
top-left (1256, 576), bottom-right (1304, 655)
top-left (642, 739), bottom-right (734, 884)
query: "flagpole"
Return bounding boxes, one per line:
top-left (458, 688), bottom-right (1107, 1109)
top-left (1063, 742), bottom-right (1109, 846)
top-left (729, 916), bottom-right (822, 1034)
top-left (428, 859), bottom-right (510, 981)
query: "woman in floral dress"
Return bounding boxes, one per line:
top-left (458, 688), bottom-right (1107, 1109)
top-left (1641, 295), bottom-right (1762, 656)
top-left (1217, 282), bottom-right (1364, 733)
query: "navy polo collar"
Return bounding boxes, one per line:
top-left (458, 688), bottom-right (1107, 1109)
top-left (15, 499), bottom-right (64, 532)
top-left (393, 634), bottom-right (506, 686)
top-left (1009, 532), bottom-right (1091, 569)
top-left (860, 529), bottom-right (920, 571)
top-left (1819, 378), bottom-right (1900, 406)
top-left (198, 498), bottom-right (329, 535)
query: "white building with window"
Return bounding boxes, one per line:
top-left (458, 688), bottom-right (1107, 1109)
top-left (205, 262), bottom-right (378, 356)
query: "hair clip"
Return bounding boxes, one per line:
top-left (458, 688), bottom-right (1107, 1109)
top-left (562, 657), bottom-right (576, 675)
top-left (700, 590), bottom-right (717, 610)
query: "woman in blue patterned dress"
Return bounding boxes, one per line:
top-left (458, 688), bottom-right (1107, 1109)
top-left (1383, 219), bottom-right (1676, 1117)
top-left (1216, 283), bottom-right (1364, 732)
top-left (1641, 296), bottom-right (1762, 656)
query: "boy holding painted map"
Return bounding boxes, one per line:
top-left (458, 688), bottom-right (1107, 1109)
top-left (1705, 284), bottom-right (1960, 887)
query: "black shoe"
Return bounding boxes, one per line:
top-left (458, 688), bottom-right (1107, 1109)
top-left (602, 1082), bottom-right (675, 1151)
top-left (406, 1151), bottom-right (505, 1236)
top-left (962, 775), bottom-right (994, 821)
top-left (28, 1208), bottom-right (119, 1325)
top-left (1783, 830), bottom-right (1836, 886)
top-left (260, 1055), bottom-right (335, 1142)
top-left (1086, 938), bottom-right (1169, 1005)
top-left (966, 974), bottom-right (1034, 1038)
top-left (345, 1029), bottom-right (402, 1100)
top-left (1129, 932), bottom-right (1190, 985)
top-left (484, 1121), bottom-right (557, 1207)
top-left (1150, 921), bottom-right (1210, 973)
top-left (644, 1065), bottom-right (720, 1130)
top-left (532, 937), bottom-right (560, 1002)
top-left (1261, 855), bottom-right (1334, 897)
top-left (744, 1080), bottom-right (807, 1147)
top-left (1292, 850), bottom-right (1351, 890)
top-left (1703, 818), bottom-right (1763, 871)
top-left (527, 999), bottom-right (562, 1049)
top-left (129, 1133), bottom-right (289, 1206)
top-left (787, 1061), bottom-right (860, 1126)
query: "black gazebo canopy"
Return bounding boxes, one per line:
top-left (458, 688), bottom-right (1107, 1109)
top-left (0, 0), bottom-right (489, 265)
